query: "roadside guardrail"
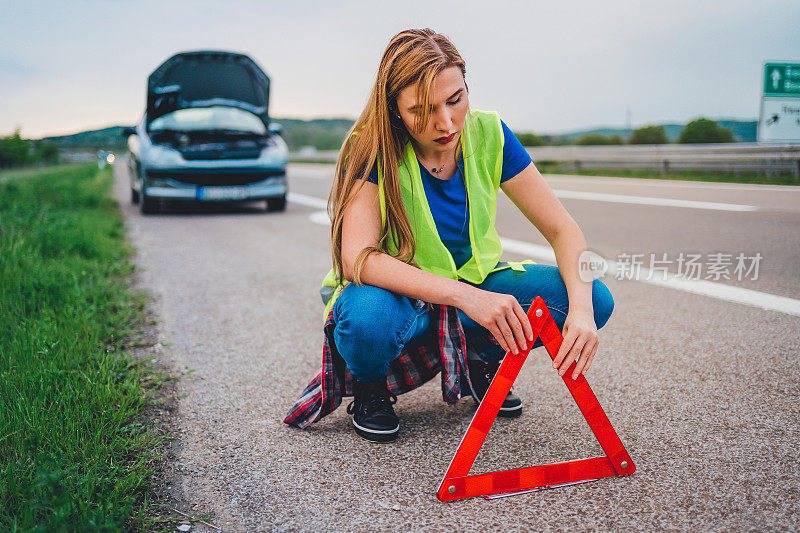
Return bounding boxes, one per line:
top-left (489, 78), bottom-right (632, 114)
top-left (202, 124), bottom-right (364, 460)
top-left (290, 143), bottom-right (800, 179)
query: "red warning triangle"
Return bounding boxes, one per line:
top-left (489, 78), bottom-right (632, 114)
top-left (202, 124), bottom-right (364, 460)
top-left (437, 296), bottom-right (635, 501)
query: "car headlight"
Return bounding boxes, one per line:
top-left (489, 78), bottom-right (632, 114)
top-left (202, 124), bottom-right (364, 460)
top-left (145, 145), bottom-right (184, 167)
top-left (258, 145), bottom-right (288, 166)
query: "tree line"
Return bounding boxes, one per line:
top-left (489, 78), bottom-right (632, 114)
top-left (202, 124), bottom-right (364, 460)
top-left (0, 128), bottom-right (59, 169)
top-left (516, 117), bottom-right (736, 147)
top-left (0, 116), bottom-right (737, 165)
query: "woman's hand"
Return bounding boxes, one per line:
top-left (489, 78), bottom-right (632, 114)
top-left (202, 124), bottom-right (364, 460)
top-left (454, 285), bottom-right (534, 355)
top-left (551, 308), bottom-right (598, 380)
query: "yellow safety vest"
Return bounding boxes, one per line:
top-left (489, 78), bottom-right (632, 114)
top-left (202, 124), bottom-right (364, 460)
top-left (320, 109), bottom-right (534, 323)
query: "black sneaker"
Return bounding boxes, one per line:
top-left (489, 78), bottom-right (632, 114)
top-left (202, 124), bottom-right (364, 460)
top-left (346, 379), bottom-right (400, 442)
top-left (466, 358), bottom-right (523, 418)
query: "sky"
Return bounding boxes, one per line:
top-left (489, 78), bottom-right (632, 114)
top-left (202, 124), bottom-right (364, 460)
top-left (1, 0), bottom-right (798, 139)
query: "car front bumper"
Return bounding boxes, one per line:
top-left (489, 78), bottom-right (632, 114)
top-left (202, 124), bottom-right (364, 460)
top-left (144, 174), bottom-right (287, 202)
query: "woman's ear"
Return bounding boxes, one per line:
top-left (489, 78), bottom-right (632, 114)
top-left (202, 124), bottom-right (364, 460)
top-left (388, 104), bottom-right (405, 129)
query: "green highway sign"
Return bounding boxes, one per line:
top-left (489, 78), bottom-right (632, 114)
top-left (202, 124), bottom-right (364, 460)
top-left (763, 62), bottom-right (800, 97)
top-left (759, 61), bottom-right (800, 142)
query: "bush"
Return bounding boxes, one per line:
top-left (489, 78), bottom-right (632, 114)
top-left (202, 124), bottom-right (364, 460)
top-left (576, 133), bottom-right (624, 146)
top-left (32, 139), bottom-right (59, 164)
top-left (628, 125), bottom-right (668, 145)
top-left (0, 128), bottom-right (60, 168)
top-left (515, 132), bottom-right (547, 147)
top-left (0, 129), bottom-right (29, 168)
top-left (679, 118), bottom-right (735, 143)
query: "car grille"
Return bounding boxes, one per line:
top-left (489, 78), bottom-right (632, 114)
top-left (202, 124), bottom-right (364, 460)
top-left (147, 169), bottom-right (285, 186)
top-left (181, 147), bottom-right (264, 160)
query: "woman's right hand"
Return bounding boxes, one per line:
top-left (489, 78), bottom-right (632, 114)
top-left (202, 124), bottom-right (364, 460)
top-left (454, 285), bottom-right (534, 354)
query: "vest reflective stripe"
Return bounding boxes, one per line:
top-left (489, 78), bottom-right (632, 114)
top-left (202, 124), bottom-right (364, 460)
top-left (319, 109), bottom-right (536, 324)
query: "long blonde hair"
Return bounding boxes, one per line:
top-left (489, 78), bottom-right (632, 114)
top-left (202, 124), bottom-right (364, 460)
top-left (328, 28), bottom-right (468, 288)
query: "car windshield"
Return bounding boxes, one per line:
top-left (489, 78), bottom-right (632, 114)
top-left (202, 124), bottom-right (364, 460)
top-left (149, 106), bottom-right (266, 134)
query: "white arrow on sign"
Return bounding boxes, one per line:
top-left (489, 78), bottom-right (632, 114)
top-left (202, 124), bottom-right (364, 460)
top-left (771, 69), bottom-right (781, 89)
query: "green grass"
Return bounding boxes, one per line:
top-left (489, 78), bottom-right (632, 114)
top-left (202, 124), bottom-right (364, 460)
top-left (0, 163), bottom-right (87, 183)
top-left (534, 162), bottom-right (800, 186)
top-left (0, 164), bottom-right (166, 531)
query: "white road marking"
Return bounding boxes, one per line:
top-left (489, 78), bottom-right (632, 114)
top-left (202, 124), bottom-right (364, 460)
top-left (547, 174), bottom-right (800, 192)
top-left (500, 237), bottom-right (800, 317)
top-left (309, 210), bottom-right (332, 226)
top-left (498, 238), bottom-right (555, 262)
top-left (552, 189), bottom-right (758, 212)
top-left (634, 269), bottom-right (800, 317)
top-left (288, 192), bottom-right (328, 210)
top-left (295, 199), bottom-right (800, 317)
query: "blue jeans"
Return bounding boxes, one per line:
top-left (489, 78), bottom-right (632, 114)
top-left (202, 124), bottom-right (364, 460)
top-left (332, 263), bottom-right (615, 382)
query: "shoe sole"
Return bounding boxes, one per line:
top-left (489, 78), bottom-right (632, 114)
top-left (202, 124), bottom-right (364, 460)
top-left (497, 404), bottom-right (523, 418)
top-left (351, 418), bottom-right (399, 442)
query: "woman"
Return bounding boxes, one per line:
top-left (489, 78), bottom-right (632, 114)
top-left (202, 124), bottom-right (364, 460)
top-left (288, 28), bottom-right (614, 442)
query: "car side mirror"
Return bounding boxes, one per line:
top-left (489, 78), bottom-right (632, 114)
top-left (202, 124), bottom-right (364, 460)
top-left (122, 126), bottom-right (136, 137)
top-left (268, 123), bottom-right (283, 136)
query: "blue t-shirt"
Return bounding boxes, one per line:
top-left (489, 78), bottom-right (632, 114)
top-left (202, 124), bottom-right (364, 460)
top-left (360, 119), bottom-right (532, 269)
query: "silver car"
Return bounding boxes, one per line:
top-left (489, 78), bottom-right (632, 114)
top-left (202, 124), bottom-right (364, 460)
top-left (124, 50), bottom-right (288, 214)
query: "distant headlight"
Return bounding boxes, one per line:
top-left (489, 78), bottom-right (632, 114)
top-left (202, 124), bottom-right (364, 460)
top-left (146, 145), bottom-right (184, 167)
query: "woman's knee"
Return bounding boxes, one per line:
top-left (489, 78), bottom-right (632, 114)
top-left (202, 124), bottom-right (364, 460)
top-left (491, 264), bottom-right (613, 329)
top-left (591, 279), bottom-right (615, 329)
top-left (333, 283), bottom-right (416, 357)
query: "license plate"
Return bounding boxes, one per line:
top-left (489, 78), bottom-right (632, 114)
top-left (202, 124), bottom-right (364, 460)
top-left (198, 186), bottom-right (249, 200)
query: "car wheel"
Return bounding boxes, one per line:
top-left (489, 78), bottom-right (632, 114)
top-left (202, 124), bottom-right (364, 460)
top-left (266, 195), bottom-right (287, 212)
top-left (140, 193), bottom-right (158, 214)
top-left (131, 187), bottom-right (140, 204)
top-left (139, 180), bottom-right (158, 215)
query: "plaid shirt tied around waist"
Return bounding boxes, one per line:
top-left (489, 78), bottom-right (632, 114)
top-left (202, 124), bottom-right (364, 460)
top-left (283, 300), bottom-right (504, 429)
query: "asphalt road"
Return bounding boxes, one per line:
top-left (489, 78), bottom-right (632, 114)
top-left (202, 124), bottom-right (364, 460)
top-left (114, 161), bottom-right (800, 531)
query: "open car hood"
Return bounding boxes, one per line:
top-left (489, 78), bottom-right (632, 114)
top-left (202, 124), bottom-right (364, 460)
top-left (146, 50), bottom-right (270, 128)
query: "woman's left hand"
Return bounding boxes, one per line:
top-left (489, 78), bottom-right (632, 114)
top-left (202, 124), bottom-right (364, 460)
top-left (551, 308), bottom-right (598, 380)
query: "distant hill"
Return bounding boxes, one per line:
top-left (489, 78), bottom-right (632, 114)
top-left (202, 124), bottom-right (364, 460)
top-left (41, 118), bottom-right (356, 152)
top-left (44, 125), bottom-right (130, 150)
top-left (553, 119), bottom-right (757, 142)
top-left (711, 120), bottom-right (757, 142)
top-left (39, 116), bottom-right (758, 152)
